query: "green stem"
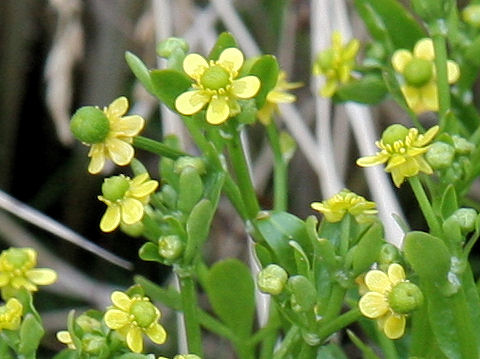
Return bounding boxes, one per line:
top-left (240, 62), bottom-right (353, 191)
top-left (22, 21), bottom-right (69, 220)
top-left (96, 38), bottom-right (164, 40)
top-left (432, 30), bottom-right (451, 127)
top-left (133, 136), bottom-right (186, 158)
top-left (178, 274), bottom-right (203, 356)
top-left (408, 177), bottom-right (441, 235)
top-left (317, 308), bottom-right (362, 342)
top-left (272, 325), bottom-right (301, 359)
top-left (322, 284), bottom-right (346, 324)
top-left (266, 122), bottom-right (288, 211)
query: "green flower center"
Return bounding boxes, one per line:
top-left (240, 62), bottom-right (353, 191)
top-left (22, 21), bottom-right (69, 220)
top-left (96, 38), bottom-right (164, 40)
top-left (403, 58), bottom-right (433, 87)
top-left (381, 124), bottom-right (409, 146)
top-left (102, 176), bottom-right (130, 202)
top-left (130, 300), bottom-right (157, 328)
top-left (70, 106), bottom-right (110, 144)
top-left (388, 282), bottom-right (424, 314)
top-left (316, 49), bottom-right (335, 70)
top-left (200, 65), bottom-right (231, 90)
top-left (5, 249), bottom-right (30, 270)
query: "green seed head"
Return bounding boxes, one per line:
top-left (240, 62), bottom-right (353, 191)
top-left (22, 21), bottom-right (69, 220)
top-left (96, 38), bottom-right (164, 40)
top-left (101, 176), bottom-right (130, 202)
top-left (130, 300), bottom-right (157, 328)
top-left (403, 58), bottom-right (433, 87)
top-left (257, 264), bottom-right (288, 296)
top-left (200, 65), bottom-right (231, 90)
top-left (70, 106), bottom-right (110, 144)
top-left (388, 282), bottom-right (424, 314)
top-left (381, 124), bottom-right (409, 146)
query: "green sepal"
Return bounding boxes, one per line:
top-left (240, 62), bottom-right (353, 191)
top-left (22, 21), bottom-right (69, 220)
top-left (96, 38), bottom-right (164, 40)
top-left (208, 32), bottom-right (238, 60)
top-left (287, 275), bottom-right (317, 312)
top-left (249, 55), bottom-right (280, 109)
top-left (351, 222), bottom-right (384, 276)
top-left (125, 284), bottom-right (145, 298)
top-left (134, 275), bottom-right (182, 311)
top-left (18, 313), bottom-right (44, 356)
top-left (204, 259), bottom-right (255, 339)
top-left (150, 69), bottom-right (192, 110)
top-left (334, 75), bottom-right (387, 104)
top-left (138, 242), bottom-right (163, 263)
top-left (125, 51), bottom-right (154, 94)
top-left (177, 167), bottom-right (204, 213)
top-left (67, 310), bottom-right (82, 355)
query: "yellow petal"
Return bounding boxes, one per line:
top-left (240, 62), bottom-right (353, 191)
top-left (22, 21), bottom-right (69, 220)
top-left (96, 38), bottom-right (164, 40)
top-left (231, 76), bottom-right (260, 99)
top-left (206, 96), bottom-right (230, 125)
top-left (106, 138), bottom-right (134, 166)
top-left (364, 270), bottom-right (391, 294)
top-left (447, 60), bottom-right (460, 84)
top-left (391, 50), bottom-right (413, 73)
top-left (387, 263), bottom-right (405, 285)
top-left (414, 38), bottom-right (435, 61)
top-left (320, 80), bottom-right (338, 97)
top-left (111, 291), bottom-right (132, 312)
top-left (183, 54), bottom-right (209, 79)
top-left (401, 85), bottom-right (422, 112)
top-left (419, 82), bottom-right (438, 112)
top-left (0, 273), bottom-right (10, 286)
top-left (391, 168), bottom-right (406, 187)
top-left (107, 97), bottom-right (129, 118)
top-left (88, 145), bottom-right (106, 174)
top-left (26, 269), bottom-right (57, 286)
top-left (416, 125), bottom-right (439, 146)
top-left (126, 326), bottom-right (144, 353)
top-left (385, 155), bottom-right (407, 171)
top-left (356, 153), bottom-right (389, 167)
top-left (100, 205), bottom-right (121, 232)
top-left (359, 292), bottom-right (389, 318)
top-left (175, 90), bottom-right (210, 115)
top-left (12, 277), bottom-right (36, 291)
top-left (145, 323), bottom-right (167, 344)
top-left (112, 115), bottom-right (145, 136)
top-left (416, 156), bottom-right (433, 175)
top-left (344, 39), bottom-right (360, 60)
top-left (383, 313), bottom-right (406, 339)
top-left (56, 331), bottom-right (73, 345)
top-left (104, 309), bottom-right (130, 329)
top-left (121, 198), bottom-right (144, 224)
top-left (267, 90), bottom-right (296, 104)
top-left (218, 47), bottom-right (244, 73)
top-left (129, 180), bottom-right (158, 198)
top-left (6, 298), bottom-right (22, 313)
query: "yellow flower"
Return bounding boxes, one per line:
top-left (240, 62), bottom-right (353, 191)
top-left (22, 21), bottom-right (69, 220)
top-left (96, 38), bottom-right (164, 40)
top-left (0, 298), bottom-right (23, 331)
top-left (56, 331), bottom-right (76, 349)
top-left (98, 173), bottom-right (158, 232)
top-left (313, 31), bottom-right (359, 97)
top-left (70, 97), bottom-right (145, 174)
top-left (358, 263), bottom-right (423, 339)
top-left (391, 38), bottom-right (459, 114)
top-left (0, 248), bottom-right (57, 298)
top-left (257, 71), bottom-right (302, 125)
top-left (175, 47), bottom-right (261, 125)
top-left (311, 189), bottom-right (377, 224)
top-left (356, 124), bottom-right (439, 187)
top-left (104, 291), bottom-right (167, 353)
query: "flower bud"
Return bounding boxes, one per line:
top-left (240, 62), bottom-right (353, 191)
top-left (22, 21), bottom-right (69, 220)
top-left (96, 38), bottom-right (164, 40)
top-left (388, 282), bottom-right (423, 314)
top-left (425, 142), bottom-right (455, 169)
top-left (82, 333), bottom-right (106, 354)
top-left (157, 37), bottom-right (189, 58)
top-left (463, 5), bottom-right (480, 27)
top-left (288, 275), bottom-right (317, 312)
top-left (174, 156), bottom-right (206, 175)
top-left (379, 243), bottom-right (400, 265)
top-left (381, 124), bottom-right (409, 146)
top-left (452, 135), bottom-right (475, 155)
top-left (257, 264), bottom-right (288, 295)
top-left (314, 49), bottom-right (334, 72)
top-left (449, 208), bottom-right (477, 233)
top-left (70, 106), bottom-right (110, 144)
top-left (101, 175), bottom-right (130, 202)
top-left (76, 314), bottom-right (102, 333)
top-left (159, 235), bottom-right (184, 260)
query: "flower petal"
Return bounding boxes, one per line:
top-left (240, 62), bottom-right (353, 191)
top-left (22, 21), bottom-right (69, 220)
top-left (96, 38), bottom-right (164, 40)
top-left (231, 76), bottom-right (261, 99)
top-left (419, 82), bottom-right (438, 112)
top-left (416, 125), bottom-right (439, 146)
top-left (359, 292), bottom-right (389, 318)
top-left (26, 269), bottom-right (57, 286)
top-left (446, 60), bottom-right (460, 84)
top-left (126, 326), bottom-right (144, 353)
top-left (145, 323), bottom-right (167, 344)
top-left (107, 97), bottom-right (129, 118)
top-left (383, 313), bottom-right (406, 339)
top-left (100, 205), bottom-right (121, 232)
top-left (401, 85), bottom-right (422, 112)
top-left (121, 198), bottom-right (144, 224)
top-left (218, 47), bottom-right (244, 73)
top-left (106, 138), bottom-right (134, 166)
top-left (206, 96), bottom-right (230, 125)
top-left (391, 50), bottom-right (412, 73)
top-left (111, 291), bottom-right (132, 312)
top-left (88, 144), bottom-right (106, 174)
top-left (183, 54), bottom-right (209, 79)
top-left (175, 90), bottom-right (210, 115)
top-left (356, 153), bottom-right (389, 167)
top-left (112, 115), bottom-right (145, 136)
top-left (104, 309), bottom-right (130, 329)
top-left (387, 263), bottom-right (405, 285)
top-left (414, 38), bottom-right (434, 61)
top-left (129, 180), bottom-right (158, 198)
top-left (364, 270), bottom-right (391, 294)
top-left (0, 273), bottom-right (10, 286)
top-left (267, 90), bottom-right (296, 104)
top-left (391, 168), bottom-right (406, 188)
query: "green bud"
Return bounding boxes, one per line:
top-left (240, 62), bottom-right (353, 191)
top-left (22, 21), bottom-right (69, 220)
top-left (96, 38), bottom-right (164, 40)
top-left (174, 156), bottom-right (206, 175)
top-left (452, 135), bottom-right (474, 155)
top-left (101, 175), bottom-right (130, 202)
top-left (288, 275), bottom-right (317, 312)
top-left (82, 333), bottom-right (106, 354)
top-left (315, 49), bottom-right (334, 72)
top-left (381, 124), bottom-right (409, 146)
top-left (70, 106), bottom-right (110, 144)
top-left (159, 235), bottom-right (184, 260)
top-left (388, 282), bottom-right (423, 314)
top-left (463, 5), bottom-right (480, 27)
top-left (130, 300), bottom-right (157, 328)
top-left (200, 65), bottom-right (231, 90)
top-left (449, 208), bottom-right (477, 233)
top-left (157, 37), bottom-right (189, 58)
top-left (3, 248), bottom-right (30, 269)
top-left (76, 314), bottom-right (102, 333)
top-left (403, 58), bottom-right (433, 87)
top-left (425, 142), bottom-right (455, 169)
top-left (257, 264), bottom-right (288, 295)
top-left (379, 243), bottom-right (400, 265)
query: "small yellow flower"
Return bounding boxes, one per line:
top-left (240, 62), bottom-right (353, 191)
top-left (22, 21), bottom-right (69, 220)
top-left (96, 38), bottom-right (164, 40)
top-left (311, 189), bottom-right (377, 224)
top-left (104, 291), bottom-right (167, 353)
top-left (0, 298), bottom-right (23, 331)
top-left (257, 71), bottom-right (302, 125)
top-left (313, 31), bottom-right (360, 97)
top-left (358, 263), bottom-right (423, 339)
top-left (70, 97), bottom-right (145, 174)
top-left (391, 38), bottom-right (460, 114)
top-left (98, 173), bottom-right (158, 232)
top-left (175, 47), bottom-right (261, 125)
top-left (56, 330), bottom-right (76, 349)
top-left (0, 248), bottom-right (57, 298)
top-left (356, 124), bottom-right (439, 187)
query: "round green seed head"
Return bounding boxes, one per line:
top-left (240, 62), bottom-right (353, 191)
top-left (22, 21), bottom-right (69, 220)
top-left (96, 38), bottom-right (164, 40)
top-left (101, 176), bottom-right (130, 202)
top-left (381, 124), bottom-right (409, 146)
top-left (130, 300), bottom-right (157, 328)
top-left (200, 65), bottom-right (231, 90)
top-left (70, 106), bottom-right (110, 144)
top-left (403, 58), bottom-right (433, 87)
top-left (388, 282), bottom-right (424, 314)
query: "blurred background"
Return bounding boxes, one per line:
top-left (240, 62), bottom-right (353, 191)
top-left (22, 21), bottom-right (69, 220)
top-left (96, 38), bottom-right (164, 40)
top-left (0, 0), bottom-right (472, 357)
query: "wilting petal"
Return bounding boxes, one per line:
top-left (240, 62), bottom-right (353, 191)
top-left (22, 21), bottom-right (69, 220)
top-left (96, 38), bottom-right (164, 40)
top-left (414, 38), bottom-right (434, 61)
top-left (26, 269), bottom-right (57, 286)
top-left (231, 76), bottom-right (260, 99)
top-left (387, 263), bottom-right (405, 285)
top-left (383, 313), bottom-right (406, 339)
top-left (183, 54), bottom-right (209, 79)
top-left (391, 50), bottom-right (413, 73)
top-left (218, 47), bottom-right (244, 73)
top-left (100, 205), bottom-right (121, 232)
top-left (104, 309), bottom-right (129, 329)
top-left (107, 97), bottom-right (129, 118)
top-left (111, 291), bottom-right (132, 312)
top-left (364, 270), bottom-right (391, 294)
top-left (113, 115), bottom-right (145, 136)
top-left (175, 90), bottom-right (210, 115)
top-left (359, 292), bottom-right (389, 318)
top-left (145, 323), bottom-right (167, 344)
top-left (126, 326), bottom-right (144, 353)
top-left (121, 198), bottom-right (144, 224)
top-left (446, 60), bottom-right (460, 83)
top-left (106, 138), bottom-right (134, 166)
top-left (206, 96), bottom-right (230, 125)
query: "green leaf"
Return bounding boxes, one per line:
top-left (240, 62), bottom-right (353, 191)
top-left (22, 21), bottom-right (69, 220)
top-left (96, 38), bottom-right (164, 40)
top-left (150, 69), bottom-right (192, 110)
top-left (316, 343), bottom-right (348, 359)
top-left (334, 75), bottom-right (387, 104)
top-left (177, 167), bottom-right (204, 213)
top-left (346, 330), bottom-right (381, 359)
top-left (125, 51), bottom-right (154, 94)
top-left (204, 259), bottom-right (255, 338)
top-left (138, 242), bottom-right (163, 263)
top-left (351, 222), bottom-right (384, 276)
top-left (185, 199), bottom-right (215, 262)
top-left (249, 55), bottom-right (280, 108)
top-left (19, 313), bottom-right (44, 356)
top-left (208, 32), bottom-right (238, 60)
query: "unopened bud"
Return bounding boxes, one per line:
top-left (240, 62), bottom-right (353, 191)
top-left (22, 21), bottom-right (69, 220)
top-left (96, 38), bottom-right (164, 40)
top-left (452, 135), bottom-right (474, 155)
top-left (449, 208), bottom-right (477, 233)
top-left (463, 5), bottom-right (480, 27)
top-left (257, 264), bottom-right (288, 295)
top-left (157, 37), bottom-right (189, 58)
top-left (379, 243), bottom-right (400, 265)
top-left (425, 142), bottom-right (455, 169)
top-left (174, 156), bottom-right (206, 175)
top-left (159, 235), bottom-right (184, 260)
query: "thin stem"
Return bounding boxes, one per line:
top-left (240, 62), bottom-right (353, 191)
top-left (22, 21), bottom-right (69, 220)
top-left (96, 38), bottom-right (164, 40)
top-left (272, 325), bottom-right (301, 359)
top-left (408, 177), bottom-right (442, 235)
top-left (432, 30), bottom-right (451, 127)
top-left (266, 121), bottom-right (288, 211)
top-left (133, 136), bottom-right (186, 159)
top-left (317, 308), bottom-right (362, 342)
